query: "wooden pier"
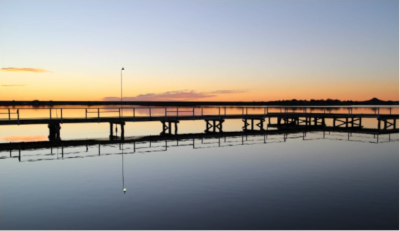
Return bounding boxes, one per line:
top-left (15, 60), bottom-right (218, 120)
top-left (0, 107), bottom-right (398, 142)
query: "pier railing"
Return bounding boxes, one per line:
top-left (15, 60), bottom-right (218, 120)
top-left (0, 106), bottom-right (398, 122)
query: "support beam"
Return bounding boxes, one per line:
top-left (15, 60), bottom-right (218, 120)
top-left (243, 118), bottom-right (264, 131)
top-left (205, 119), bottom-right (224, 133)
top-left (161, 120), bottom-right (179, 135)
top-left (256, 119), bottom-right (265, 130)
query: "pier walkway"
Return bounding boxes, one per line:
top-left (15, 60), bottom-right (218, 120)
top-left (0, 106), bottom-right (398, 142)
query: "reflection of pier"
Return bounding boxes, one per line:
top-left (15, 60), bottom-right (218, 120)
top-left (0, 126), bottom-right (397, 163)
top-left (0, 107), bottom-right (398, 141)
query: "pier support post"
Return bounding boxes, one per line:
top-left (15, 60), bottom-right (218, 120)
top-left (109, 122), bottom-right (125, 140)
top-left (243, 119), bottom-right (250, 131)
top-left (242, 118), bottom-right (265, 131)
top-left (48, 123), bottom-right (61, 142)
top-left (109, 122), bottom-right (114, 138)
top-left (121, 122), bottom-right (125, 139)
top-left (161, 120), bottom-right (179, 135)
top-left (205, 119), bottom-right (224, 133)
top-left (256, 118), bottom-right (265, 130)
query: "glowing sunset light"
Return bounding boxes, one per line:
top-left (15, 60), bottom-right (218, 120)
top-left (0, 0), bottom-right (397, 102)
top-left (1, 135), bottom-right (48, 142)
top-left (1, 67), bottom-right (50, 73)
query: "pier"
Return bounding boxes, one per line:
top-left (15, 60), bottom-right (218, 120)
top-left (0, 106), bottom-right (398, 142)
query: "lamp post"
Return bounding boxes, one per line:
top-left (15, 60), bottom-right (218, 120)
top-left (121, 67), bottom-right (124, 116)
top-left (120, 67), bottom-right (126, 194)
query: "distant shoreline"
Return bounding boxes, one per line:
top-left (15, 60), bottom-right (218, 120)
top-left (0, 98), bottom-right (398, 107)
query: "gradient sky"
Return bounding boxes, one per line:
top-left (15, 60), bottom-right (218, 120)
top-left (0, 0), bottom-right (398, 101)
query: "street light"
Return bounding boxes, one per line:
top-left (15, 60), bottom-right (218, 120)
top-left (120, 67), bottom-right (126, 194)
top-left (121, 67), bottom-right (124, 116)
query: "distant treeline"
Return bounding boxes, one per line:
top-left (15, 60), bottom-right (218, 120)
top-left (0, 98), bottom-right (398, 107)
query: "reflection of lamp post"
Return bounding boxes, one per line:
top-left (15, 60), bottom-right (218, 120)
top-left (121, 67), bottom-right (124, 117)
top-left (122, 144), bottom-right (126, 194)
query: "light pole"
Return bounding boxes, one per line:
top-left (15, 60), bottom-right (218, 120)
top-left (120, 67), bottom-right (126, 194)
top-left (121, 67), bottom-right (124, 116)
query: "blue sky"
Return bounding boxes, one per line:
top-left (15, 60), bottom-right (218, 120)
top-left (0, 0), bottom-right (398, 101)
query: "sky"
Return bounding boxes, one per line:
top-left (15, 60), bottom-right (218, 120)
top-left (0, 0), bottom-right (398, 101)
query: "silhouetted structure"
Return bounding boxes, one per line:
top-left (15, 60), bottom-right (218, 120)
top-left (0, 106), bottom-right (398, 142)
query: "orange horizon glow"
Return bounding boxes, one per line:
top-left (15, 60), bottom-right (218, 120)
top-left (1, 67), bottom-right (51, 73)
top-left (1, 135), bottom-right (48, 142)
top-left (1, 84), bottom-right (398, 102)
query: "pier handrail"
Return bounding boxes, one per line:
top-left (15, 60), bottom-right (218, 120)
top-left (0, 106), bottom-right (398, 122)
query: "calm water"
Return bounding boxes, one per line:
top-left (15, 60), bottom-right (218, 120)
top-left (0, 106), bottom-right (398, 229)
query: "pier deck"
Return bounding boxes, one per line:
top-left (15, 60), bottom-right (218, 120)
top-left (0, 113), bottom-right (397, 125)
top-left (0, 107), bottom-right (398, 142)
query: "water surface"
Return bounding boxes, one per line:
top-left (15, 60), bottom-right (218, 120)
top-left (0, 106), bottom-right (398, 230)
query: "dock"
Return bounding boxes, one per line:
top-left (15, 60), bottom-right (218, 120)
top-left (0, 106), bottom-right (398, 142)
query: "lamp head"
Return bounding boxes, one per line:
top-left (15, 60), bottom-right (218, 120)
top-left (121, 67), bottom-right (124, 71)
top-left (123, 188), bottom-right (127, 193)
